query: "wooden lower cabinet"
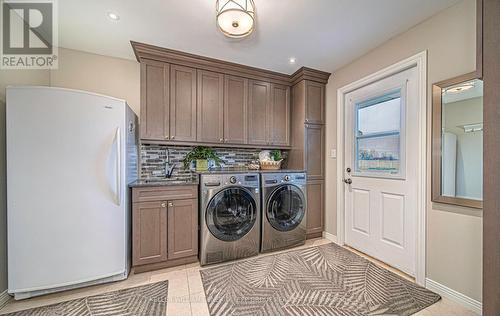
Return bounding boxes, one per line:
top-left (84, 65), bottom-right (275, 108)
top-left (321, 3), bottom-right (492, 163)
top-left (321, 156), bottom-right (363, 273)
top-left (132, 201), bottom-right (168, 266)
top-left (132, 186), bottom-right (199, 272)
top-left (306, 180), bottom-right (324, 239)
top-left (167, 199), bottom-right (198, 260)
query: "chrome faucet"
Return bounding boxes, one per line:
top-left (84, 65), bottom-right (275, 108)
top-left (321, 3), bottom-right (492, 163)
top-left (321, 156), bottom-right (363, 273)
top-left (165, 149), bottom-right (176, 178)
top-left (166, 163), bottom-right (176, 178)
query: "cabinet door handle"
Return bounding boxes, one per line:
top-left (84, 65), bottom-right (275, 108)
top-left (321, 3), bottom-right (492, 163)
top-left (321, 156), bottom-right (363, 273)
top-left (168, 202), bottom-right (173, 207)
top-left (161, 202), bottom-right (166, 208)
top-left (165, 136), bottom-right (169, 140)
top-left (171, 136), bottom-right (175, 140)
top-left (219, 138), bottom-right (223, 142)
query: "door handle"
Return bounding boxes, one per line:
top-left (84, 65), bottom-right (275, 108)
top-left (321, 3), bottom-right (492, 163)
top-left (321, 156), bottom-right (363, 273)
top-left (343, 178), bottom-right (352, 184)
top-left (114, 127), bottom-right (122, 206)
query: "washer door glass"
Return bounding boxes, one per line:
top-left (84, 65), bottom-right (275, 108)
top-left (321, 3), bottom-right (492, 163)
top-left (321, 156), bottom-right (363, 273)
top-left (206, 187), bottom-right (257, 241)
top-left (267, 185), bottom-right (305, 232)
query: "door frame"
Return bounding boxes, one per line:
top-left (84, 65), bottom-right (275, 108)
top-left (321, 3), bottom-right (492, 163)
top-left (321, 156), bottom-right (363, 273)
top-left (336, 51), bottom-right (427, 286)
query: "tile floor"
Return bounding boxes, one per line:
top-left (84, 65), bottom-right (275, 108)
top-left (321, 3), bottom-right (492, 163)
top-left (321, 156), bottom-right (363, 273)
top-left (0, 238), bottom-right (478, 316)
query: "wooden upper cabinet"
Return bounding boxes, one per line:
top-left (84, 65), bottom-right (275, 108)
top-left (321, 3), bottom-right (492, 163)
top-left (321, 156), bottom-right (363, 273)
top-left (305, 124), bottom-right (325, 179)
top-left (138, 59), bottom-right (295, 148)
top-left (167, 199), bottom-right (198, 260)
top-left (224, 75), bottom-right (248, 144)
top-left (197, 70), bottom-right (224, 143)
top-left (170, 65), bottom-right (197, 142)
top-left (248, 80), bottom-right (271, 146)
top-left (270, 84), bottom-right (290, 146)
top-left (305, 81), bottom-right (325, 124)
top-left (132, 201), bottom-right (168, 266)
top-left (140, 61), bottom-right (169, 141)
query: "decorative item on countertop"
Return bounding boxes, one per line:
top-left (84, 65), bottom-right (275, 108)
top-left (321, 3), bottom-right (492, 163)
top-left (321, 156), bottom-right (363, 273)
top-left (259, 149), bottom-right (283, 170)
top-left (182, 146), bottom-right (224, 171)
top-left (247, 160), bottom-right (260, 170)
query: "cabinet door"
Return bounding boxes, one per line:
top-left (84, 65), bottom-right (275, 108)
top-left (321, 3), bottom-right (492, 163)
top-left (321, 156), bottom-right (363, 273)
top-left (224, 75), bottom-right (248, 144)
top-left (167, 199), bottom-right (198, 260)
top-left (133, 201), bottom-right (167, 266)
top-left (140, 61), bottom-right (169, 141)
top-left (197, 70), bottom-right (224, 143)
top-left (270, 84), bottom-right (290, 146)
top-left (306, 180), bottom-right (324, 238)
top-left (248, 80), bottom-right (270, 145)
top-left (305, 81), bottom-right (325, 124)
top-left (170, 65), bottom-right (197, 142)
top-left (305, 124), bottom-right (325, 179)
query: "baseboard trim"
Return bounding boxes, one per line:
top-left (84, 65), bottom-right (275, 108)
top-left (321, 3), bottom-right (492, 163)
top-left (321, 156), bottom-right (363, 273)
top-left (322, 232), bottom-right (338, 244)
top-left (425, 278), bottom-right (482, 315)
top-left (0, 290), bottom-right (10, 310)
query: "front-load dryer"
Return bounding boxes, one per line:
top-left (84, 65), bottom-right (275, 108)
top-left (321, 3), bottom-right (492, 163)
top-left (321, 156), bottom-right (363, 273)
top-left (200, 173), bottom-right (260, 266)
top-left (261, 172), bottom-right (307, 252)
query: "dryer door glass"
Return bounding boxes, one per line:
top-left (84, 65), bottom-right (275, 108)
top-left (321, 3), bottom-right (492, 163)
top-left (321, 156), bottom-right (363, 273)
top-left (267, 185), bottom-right (305, 232)
top-left (206, 187), bottom-right (257, 241)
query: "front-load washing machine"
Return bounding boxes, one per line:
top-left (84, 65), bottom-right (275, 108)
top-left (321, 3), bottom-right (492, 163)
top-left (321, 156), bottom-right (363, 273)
top-left (261, 172), bottom-right (307, 252)
top-left (200, 172), bottom-right (260, 266)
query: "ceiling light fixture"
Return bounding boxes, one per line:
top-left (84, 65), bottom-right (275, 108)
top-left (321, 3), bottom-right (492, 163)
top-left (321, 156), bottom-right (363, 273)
top-left (216, 0), bottom-right (255, 38)
top-left (107, 12), bottom-right (120, 21)
top-left (289, 57), bottom-right (297, 64)
top-left (444, 81), bottom-right (475, 94)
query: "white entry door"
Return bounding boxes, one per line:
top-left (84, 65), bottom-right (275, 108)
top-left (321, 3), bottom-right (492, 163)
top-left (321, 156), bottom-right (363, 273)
top-left (344, 67), bottom-right (418, 276)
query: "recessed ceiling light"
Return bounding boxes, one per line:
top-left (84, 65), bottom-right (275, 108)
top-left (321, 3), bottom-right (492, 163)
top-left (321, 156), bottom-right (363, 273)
top-left (289, 57), bottom-right (296, 64)
top-left (107, 12), bottom-right (120, 21)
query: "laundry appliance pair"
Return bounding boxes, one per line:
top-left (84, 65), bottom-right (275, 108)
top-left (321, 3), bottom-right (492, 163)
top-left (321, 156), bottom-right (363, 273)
top-left (199, 171), bottom-right (307, 266)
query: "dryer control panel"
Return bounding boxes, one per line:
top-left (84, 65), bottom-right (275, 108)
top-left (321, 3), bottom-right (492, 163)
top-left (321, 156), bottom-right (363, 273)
top-left (261, 173), bottom-right (307, 187)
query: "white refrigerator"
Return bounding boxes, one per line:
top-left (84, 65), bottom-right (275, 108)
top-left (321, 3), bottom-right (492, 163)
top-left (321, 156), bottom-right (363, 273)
top-left (6, 86), bottom-right (138, 300)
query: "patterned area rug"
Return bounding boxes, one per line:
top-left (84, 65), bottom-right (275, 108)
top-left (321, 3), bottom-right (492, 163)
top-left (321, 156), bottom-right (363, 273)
top-left (200, 243), bottom-right (440, 316)
top-left (6, 281), bottom-right (168, 316)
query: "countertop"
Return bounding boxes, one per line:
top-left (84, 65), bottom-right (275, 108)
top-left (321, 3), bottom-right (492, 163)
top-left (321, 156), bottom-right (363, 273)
top-left (195, 168), bottom-right (306, 174)
top-left (130, 169), bottom-right (306, 187)
top-left (129, 177), bottom-right (199, 188)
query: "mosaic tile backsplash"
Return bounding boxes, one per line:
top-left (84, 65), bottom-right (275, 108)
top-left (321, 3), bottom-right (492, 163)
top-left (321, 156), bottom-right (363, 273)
top-left (140, 144), bottom-right (287, 179)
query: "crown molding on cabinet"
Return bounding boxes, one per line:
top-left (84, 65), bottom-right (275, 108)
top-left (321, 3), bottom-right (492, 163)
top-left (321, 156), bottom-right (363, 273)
top-left (131, 41), bottom-right (331, 86)
top-left (290, 67), bottom-right (331, 85)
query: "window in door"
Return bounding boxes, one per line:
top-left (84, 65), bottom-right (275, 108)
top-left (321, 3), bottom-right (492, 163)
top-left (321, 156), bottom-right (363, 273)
top-left (354, 89), bottom-right (405, 178)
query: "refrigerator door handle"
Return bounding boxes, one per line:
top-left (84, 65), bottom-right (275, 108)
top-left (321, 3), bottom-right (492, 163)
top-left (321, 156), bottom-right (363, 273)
top-left (114, 127), bottom-right (122, 206)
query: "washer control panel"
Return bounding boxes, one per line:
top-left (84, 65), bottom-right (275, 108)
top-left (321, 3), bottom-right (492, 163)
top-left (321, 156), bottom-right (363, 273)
top-left (201, 173), bottom-right (260, 188)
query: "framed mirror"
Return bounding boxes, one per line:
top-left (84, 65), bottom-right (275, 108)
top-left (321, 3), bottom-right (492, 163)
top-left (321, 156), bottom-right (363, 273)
top-left (432, 72), bottom-right (483, 209)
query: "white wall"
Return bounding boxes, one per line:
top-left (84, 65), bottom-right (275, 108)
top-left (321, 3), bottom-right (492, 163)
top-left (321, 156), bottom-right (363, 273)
top-left (324, 0), bottom-right (482, 301)
top-left (49, 48), bottom-right (140, 115)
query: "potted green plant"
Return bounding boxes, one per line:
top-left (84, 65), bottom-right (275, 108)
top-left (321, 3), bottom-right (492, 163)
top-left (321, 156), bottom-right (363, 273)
top-left (182, 146), bottom-right (223, 171)
top-left (270, 150), bottom-right (283, 162)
